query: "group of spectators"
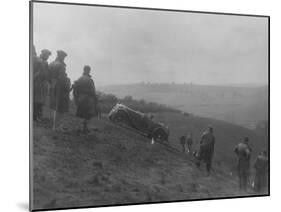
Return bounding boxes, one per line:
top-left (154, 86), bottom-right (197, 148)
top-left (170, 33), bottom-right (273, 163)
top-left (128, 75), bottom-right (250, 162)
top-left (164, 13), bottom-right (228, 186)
top-left (33, 46), bottom-right (98, 134)
top-left (180, 126), bottom-right (268, 193)
top-left (234, 137), bottom-right (268, 193)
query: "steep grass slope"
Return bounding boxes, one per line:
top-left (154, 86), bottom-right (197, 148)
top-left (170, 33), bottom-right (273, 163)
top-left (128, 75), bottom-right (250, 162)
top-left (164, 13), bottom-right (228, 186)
top-left (32, 111), bottom-right (265, 210)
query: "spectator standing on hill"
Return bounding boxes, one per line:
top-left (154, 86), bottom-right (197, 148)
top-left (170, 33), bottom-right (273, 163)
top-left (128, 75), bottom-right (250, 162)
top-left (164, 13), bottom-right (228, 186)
top-left (196, 126), bottom-right (216, 175)
top-left (186, 133), bottom-right (193, 153)
top-left (33, 45), bottom-right (40, 121)
top-left (33, 48), bottom-right (52, 121)
top-left (186, 134), bottom-right (193, 153)
top-left (234, 137), bottom-right (252, 191)
top-left (73, 65), bottom-right (98, 134)
top-left (179, 135), bottom-right (186, 153)
top-left (254, 150), bottom-right (268, 193)
top-left (49, 50), bottom-right (70, 132)
top-left (148, 114), bottom-right (155, 144)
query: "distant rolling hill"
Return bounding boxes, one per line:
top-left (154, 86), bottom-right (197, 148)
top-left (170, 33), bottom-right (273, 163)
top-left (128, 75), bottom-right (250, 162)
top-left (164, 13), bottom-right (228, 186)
top-left (100, 83), bottom-right (268, 128)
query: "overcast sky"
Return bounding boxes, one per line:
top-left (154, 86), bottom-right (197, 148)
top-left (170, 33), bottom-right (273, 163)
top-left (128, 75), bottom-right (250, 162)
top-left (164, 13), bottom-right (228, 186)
top-left (33, 2), bottom-right (268, 86)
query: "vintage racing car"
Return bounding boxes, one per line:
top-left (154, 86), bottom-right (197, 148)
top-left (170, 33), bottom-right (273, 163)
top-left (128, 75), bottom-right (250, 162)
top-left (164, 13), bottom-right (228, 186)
top-left (108, 103), bottom-right (169, 143)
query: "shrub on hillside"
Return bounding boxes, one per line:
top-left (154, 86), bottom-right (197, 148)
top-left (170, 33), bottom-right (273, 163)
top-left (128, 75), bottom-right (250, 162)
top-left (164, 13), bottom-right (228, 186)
top-left (97, 92), bottom-right (180, 114)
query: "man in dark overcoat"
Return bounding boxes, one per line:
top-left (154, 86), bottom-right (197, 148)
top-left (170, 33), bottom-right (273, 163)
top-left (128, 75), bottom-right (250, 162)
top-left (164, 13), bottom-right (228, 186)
top-left (234, 137), bottom-right (252, 191)
top-left (196, 126), bottom-right (216, 175)
top-left (73, 65), bottom-right (98, 134)
top-left (48, 50), bottom-right (70, 131)
top-left (33, 49), bottom-right (51, 121)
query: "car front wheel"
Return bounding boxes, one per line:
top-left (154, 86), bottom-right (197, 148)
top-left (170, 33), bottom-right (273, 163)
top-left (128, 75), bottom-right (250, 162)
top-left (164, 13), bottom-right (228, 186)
top-left (112, 110), bottom-right (128, 124)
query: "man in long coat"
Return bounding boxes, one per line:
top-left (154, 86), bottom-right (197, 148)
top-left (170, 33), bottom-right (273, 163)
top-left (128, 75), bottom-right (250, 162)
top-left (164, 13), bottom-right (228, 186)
top-left (196, 126), bottom-right (216, 175)
top-left (48, 50), bottom-right (70, 131)
top-left (234, 137), bottom-right (252, 191)
top-left (73, 65), bottom-right (98, 134)
top-left (33, 49), bottom-right (51, 121)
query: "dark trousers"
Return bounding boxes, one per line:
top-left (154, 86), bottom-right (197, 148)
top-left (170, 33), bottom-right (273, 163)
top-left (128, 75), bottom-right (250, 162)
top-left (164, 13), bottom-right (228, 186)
top-left (238, 167), bottom-right (249, 190)
top-left (197, 149), bottom-right (213, 174)
top-left (34, 102), bottom-right (43, 120)
top-left (196, 158), bottom-right (212, 174)
top-left (181, 144), bottom-right (186, 153)
top-left (254, 172), bottom-right (267, 193)
top-left (187, 144), bottom-right (192, 153)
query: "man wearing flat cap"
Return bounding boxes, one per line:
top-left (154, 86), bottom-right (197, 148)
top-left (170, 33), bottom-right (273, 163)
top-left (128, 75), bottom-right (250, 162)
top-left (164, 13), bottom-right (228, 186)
top-left (196, 125), bottom-right (216, 176)
top-left (72, 65), bottom-right (98, 134)
top-left (49, 50), bottom-right (67, 82)
top-left (48, 50), bottom-right (70, 131)
top-left (234, 137), bottom-right (252, 191)
top-left (33, 48), bottom-right (52, 121)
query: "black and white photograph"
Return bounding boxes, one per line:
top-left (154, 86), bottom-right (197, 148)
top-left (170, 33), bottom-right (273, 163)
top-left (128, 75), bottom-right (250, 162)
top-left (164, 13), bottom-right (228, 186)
top-left (30, 1), bottom-right (269, 211)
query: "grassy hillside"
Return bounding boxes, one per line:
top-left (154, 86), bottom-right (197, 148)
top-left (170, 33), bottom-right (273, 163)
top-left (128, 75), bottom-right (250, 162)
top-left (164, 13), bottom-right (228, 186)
top-left (32, 106), bottom-right (267, 210)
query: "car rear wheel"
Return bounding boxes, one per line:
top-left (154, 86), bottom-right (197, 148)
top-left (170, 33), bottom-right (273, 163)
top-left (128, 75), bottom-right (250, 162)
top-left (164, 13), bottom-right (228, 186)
top-left (152, 128), bottom-right (168, 143)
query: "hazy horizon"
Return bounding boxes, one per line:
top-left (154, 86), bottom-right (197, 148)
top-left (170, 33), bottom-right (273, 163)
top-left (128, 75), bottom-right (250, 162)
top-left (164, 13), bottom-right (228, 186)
top-left (99, 81), bottom-right (268, 87)
top-left (33, 3), bottom-right (268, 87)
